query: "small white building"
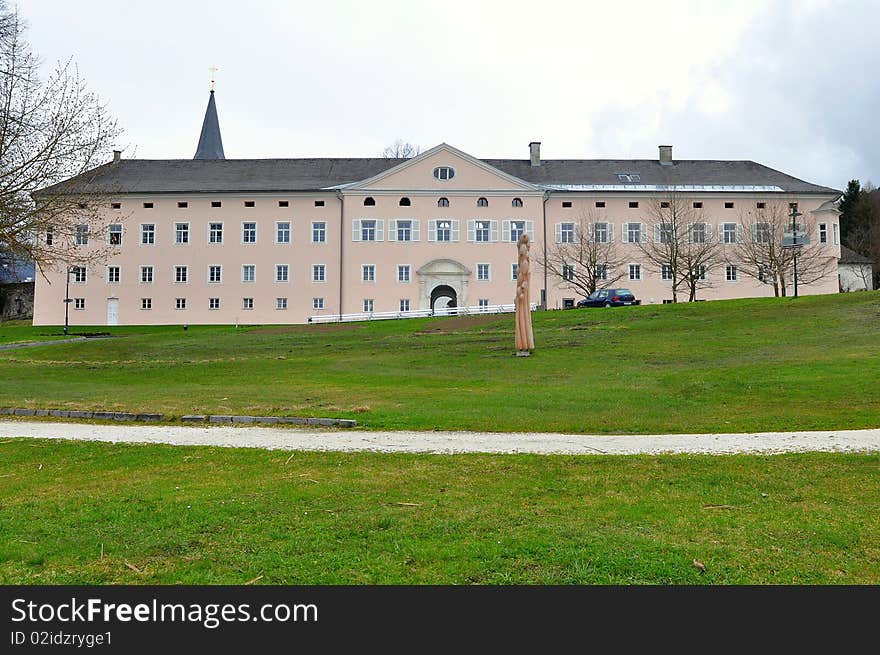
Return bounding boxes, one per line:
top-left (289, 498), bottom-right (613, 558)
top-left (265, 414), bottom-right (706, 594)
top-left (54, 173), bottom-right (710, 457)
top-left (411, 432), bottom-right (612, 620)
top-left (838, 245), bottom-right (874, 292)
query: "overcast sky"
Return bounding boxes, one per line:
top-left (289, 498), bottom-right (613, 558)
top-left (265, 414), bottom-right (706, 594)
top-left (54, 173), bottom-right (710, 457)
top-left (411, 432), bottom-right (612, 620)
top-left (20, 0), bottom-right (880, 191)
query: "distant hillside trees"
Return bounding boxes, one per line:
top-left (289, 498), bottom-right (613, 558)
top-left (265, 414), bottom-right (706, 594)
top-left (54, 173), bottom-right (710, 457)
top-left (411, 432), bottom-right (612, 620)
top-left (839, 179), bottom-right (879, 288)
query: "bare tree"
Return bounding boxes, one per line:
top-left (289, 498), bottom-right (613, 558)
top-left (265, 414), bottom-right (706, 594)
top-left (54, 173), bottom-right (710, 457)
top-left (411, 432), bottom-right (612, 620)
top-left (537, 206), bottom-right (627, 299)
top-left (0, 3), bottom-right (121, 274)
top-left (729, 199), bottom-right (835, 296)
top-left (381, 139), bottom-right (421, 159)
top-left (637, 191), bottom-right (721, 302)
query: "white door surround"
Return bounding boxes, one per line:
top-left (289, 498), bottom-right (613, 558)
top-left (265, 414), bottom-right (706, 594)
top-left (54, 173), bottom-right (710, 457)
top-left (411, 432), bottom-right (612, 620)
top-left (106, 298), bottom-right (119, 326)
top-left (417, 259), bottom-right (471, 310)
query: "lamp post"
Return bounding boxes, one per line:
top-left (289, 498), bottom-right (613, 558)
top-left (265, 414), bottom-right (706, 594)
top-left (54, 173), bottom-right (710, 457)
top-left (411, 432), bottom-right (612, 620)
top-left (789, 205), bottom-right (802, 298)
top-left (63, 266), bottom-right (73, 335)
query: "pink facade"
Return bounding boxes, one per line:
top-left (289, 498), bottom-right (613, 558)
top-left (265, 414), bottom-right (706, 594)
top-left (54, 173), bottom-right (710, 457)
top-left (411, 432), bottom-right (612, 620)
top-left (32, 144), bottom-right (841, 326)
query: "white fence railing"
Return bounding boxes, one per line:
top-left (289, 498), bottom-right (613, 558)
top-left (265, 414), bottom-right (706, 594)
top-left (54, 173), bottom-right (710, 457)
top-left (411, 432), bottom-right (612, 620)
top-left (308, 302), bottom-right (538, 324)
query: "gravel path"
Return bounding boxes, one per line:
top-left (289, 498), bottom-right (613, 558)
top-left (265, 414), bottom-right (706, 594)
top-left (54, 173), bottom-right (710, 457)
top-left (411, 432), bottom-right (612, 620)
top-left (2, 420), bottom-right (880, 455)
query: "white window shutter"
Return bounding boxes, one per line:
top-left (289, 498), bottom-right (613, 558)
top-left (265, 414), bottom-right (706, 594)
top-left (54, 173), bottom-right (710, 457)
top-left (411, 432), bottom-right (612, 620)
top-left (352, 220), bottom-right (361, 242)
top-left (503, 220), bottom-right (511, 242)
top-left (686, 222), bottom-right (693, 244)
top-left (704, 223), bottom-right (712, 240)
top-left (388, 220), bottom-right (397, 242)
top-left (526, 220), bottom-right (535, 241)
top-left (452, 220), bottom-right (460, 242)
top-left (750, 223), bottom-right (757, 241)
top-left (654, 224), bottom-right (661, 243)
top-left (467, 220), bottom-right (476, 242)
top-left (622, 224), bottom-right (629, 243)
top-left (608, 223), bottom-right (615, 242)
top-left (640, 223), bottom-right (647, 243)
top-left (376, 220), bottom-right (384, 242)
top-left (554, 223), bottom-right (562, 243)
top-left (411, 220), bottom-right (420, 242)
top-left (736, 224), bottom-right (744, 243)
top-left (718, 224), bottom-right (725, 242)
top-left (490, 220), bottom-right (499, 242)
top-left (428, 220), bottom-right (437, 242)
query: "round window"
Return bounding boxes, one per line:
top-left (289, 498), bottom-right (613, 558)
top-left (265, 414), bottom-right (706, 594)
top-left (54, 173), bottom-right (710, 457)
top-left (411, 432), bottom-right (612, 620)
top-left (433, 166), bottom-right (455, 181)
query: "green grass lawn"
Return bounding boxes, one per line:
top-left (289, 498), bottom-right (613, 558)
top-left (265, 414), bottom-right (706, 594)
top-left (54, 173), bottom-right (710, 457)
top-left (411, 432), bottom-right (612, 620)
top-left (1, 439), bottom-right (877, 584)
top-left (0, 319), bottom-right (83, 345)
top-left (1, 292), bottom-right (878, 433)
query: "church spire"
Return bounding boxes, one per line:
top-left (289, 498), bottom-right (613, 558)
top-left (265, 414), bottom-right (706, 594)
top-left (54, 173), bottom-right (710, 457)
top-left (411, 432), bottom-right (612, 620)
top-left (194, 66), bottom-right (225, 160)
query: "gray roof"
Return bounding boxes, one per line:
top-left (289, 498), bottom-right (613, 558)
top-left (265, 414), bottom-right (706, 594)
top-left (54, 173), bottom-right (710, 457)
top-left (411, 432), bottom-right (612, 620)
top-left (37, 156), bottom-right (840, 196)
top-left (839, 245), bottom-right (874, 264)
top-left (193, 91), bottom-right (225, 160)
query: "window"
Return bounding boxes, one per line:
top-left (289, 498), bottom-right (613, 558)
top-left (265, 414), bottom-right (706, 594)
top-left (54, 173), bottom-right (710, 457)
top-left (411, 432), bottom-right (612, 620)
top-left (177, 201), bottom-right (188, 208)
top-left (244, 201), bottom-right (255, 208)
top-left (175, 223), bottom-right (189, 244)
top-left (276, 264), bottom-right (289, 282)
top-left (662, 299), bottom-right (675, 304)
top-left (209, 265), bottom-right (222, 283)
top-left (758, 265), bottom-right (768, 283)
top-left (478, 299), bottom-right (490, 308)
top-left (562, 264), bottom-right (574, 282)
top-left (618, 173), bottom-right (641, 183)
top-left (721, 223), bottom-right (738, 244)
top-left (107, 266), bottom-right (120, 284)
top-left (312, 221), bottom-right (326, 243)
top-left (693, 202), bottom-right (703, 209)
top-left (434, 219), bottom-right (455, 242)
top-left (360, 219), bottom-right (378, 241)
top-left (75, 225), bottom-right (89, 246)
top-left (657, 224), bottom-right (674, 244)
top-left (143, 202), bottom-right (154, 209)
top-left (312, 264), bottom-right (325, 282)
top-left (278, 200), bottom-right (289, 208)
top-left (477, 263), bottom-right (490, 281)
top-left (596, 264), bottom-right (608, 281)
top-left (625, 222), bottom-right (643, 244)
top-left (310, 298), bottom-right (322, 310)
top-left (397, 265), bottom-right (410, 283)
top-left (511, 263), bottom-right (519, 281)
top-left (277, 297), bottom-right (288, 310)
top-left (399, 197), bottom-right (411, 207)
top-left (629, 264), bottom-right (642, 281)
top-left (141, 298), bottom-right (152, 310)
top-left (592, 222), bottom-right (610, 244)
top-left (209, 298), bottom-right (220, 310)
top-left (660, 201), bottom-right (670, 209)
top-left (754, 202), bottom-right (765, 209)
top-left (661, 264), bottom-right (673, 281)
top-left (111, 202), bottom-right (121, 210)
top-left (819, 223), bottom-right (827, 243)
top-left (477, 197), bottom-right (489, 207)
top-left (512, 198), bottom-right (523, 207)
top-left (754, 222), bottom-right (771, 244)
top-left (72, 266), bottom-right (87, 283)
top-left (314, 200), bottom-right (325, 207)
top-left (140, 266), bottom-right (153, 283)
top-left (363, 197), bottom-right (376, 206)
top-left (725, 202), bottom-right (735, 209)
top-left (362, 264), bottom-right (375, 282)
top-left (242, 297), bottom-right (254, 310)
top-left (438, 197), bottom-right (449, 207)
top-left (242, 222), bottom-right (257, 243)
top-left (276, 222), bottom-right (291, 244)
top-left (74, 298), bottom-right (85, 310)
top-left (209, 222), bottom-right (223, 244)
top-left (174, 266), bottom-right (188, 283)
top-left (833, 224), bottom-right (839, 244)
top-left (474, 220), bottom-right (491, 242)
top-left (689, 223), bottom-right (707, 244)
top-left (399, 299), bottom-right (410, 312)
top-left (433, 167), bottom-right (455, 180)
top-left (692, 265), bottom-right (707, 281)
top-left (46, 228), bottom-right (54, 246)
top-left (363, 299), bottom-right (374, 313)
top-left (509, 220), bottom-right (525, 242)
top-left (726, 265), bottom-right (738, 281)
top-left (396, 219), bottom-right (413, 242)
top-left (141, 224), bottom-right (155, 245)
top-left (109, 224), bottom-right (123, 245)
top-left (175, 298), bottom-right (186, 310)
top-left (242, 265), bottom-right (255, 283)
top-left (629, 201), bottom-right (639, 209)
top-left (560, 222), bottom-right (575, 243)
top-left (595, 201), bottom-right (605, 208)
top-left (211, 201), bottom-right (222, 208)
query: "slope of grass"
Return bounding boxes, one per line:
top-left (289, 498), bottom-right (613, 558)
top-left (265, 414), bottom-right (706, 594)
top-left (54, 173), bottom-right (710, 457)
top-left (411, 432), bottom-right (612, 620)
top-left (1, 439), bottom-right (877, 585)
top-left (1, 292), bottom-right (878, 433)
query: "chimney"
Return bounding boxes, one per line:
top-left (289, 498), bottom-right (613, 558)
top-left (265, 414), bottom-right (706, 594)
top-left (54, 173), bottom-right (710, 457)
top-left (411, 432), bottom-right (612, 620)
top-left (659, 145), bottom-right (673, 165)
top-left (112, 149), bottom-right (121, 163)
top-left (529, 141), bottom-right (541, 167)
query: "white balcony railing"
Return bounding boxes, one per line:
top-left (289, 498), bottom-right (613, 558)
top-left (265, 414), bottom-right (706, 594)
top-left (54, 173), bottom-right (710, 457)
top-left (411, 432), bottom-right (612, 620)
top-left (308, 302), bottom-right (538, 324)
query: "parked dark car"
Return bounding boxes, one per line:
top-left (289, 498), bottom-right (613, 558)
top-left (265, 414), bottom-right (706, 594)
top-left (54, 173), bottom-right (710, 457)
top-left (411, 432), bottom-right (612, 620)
top-left (576, 288), bottom-right (640, 308)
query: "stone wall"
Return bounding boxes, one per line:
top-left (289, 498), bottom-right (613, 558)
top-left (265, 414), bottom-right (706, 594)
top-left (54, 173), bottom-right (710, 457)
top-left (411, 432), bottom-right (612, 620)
top-left (0, 282), bottom-right (35, 321)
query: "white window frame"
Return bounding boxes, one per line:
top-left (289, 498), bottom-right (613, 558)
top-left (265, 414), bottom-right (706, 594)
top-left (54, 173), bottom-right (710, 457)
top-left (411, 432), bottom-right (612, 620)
top-left (559, 222), bottom-right (576, 243)
top-left (108, 224), bottom-right (123, 246)
top-left (399, 298), bottom-right (410, 312)
top-left (140, 265), bottom-right (154, 284)
top-left (352, 219), bottom-right (384, 242)
top-left (312, 264), bottom-right (326, 283)
top-left (106, 265), bottom-right (121, 285)
top-left (174, 222), bottom-right (189, 245)
top-left (363, 298), bottom-right (374, 313)
top-left (242, 221), bottom-right (257, 244)
top-left (208, 265), bottom-right (222, 284)
top-left (75, 224), bottom-right (90, 246)
top-left (476, 263), bottom-right (491, 281)
top-left (275, 264), bottom-right (289, 283)
top-left (819, 223), bottom-right (827, 244)
top-left (833, 224), bottom-right (839, 245)
top-left (72, 266), bottom-right (87, 284)
top-left (74, 298), bottom-right (85, 310)
top-left (276, 297), bottom-right (288, 310)
top-left (242, 297), bottom-right (254, 310)
top-left (276, 221), bottom-right (291, 244)
top-left (721, 223), bottom-right (739, 244)
top-left (208, 222), bottom-right (224, 244)
top-left (242, 264), bottom-right (256, 283)
top-left (141, 297), bottom-right (152, 310)
top-left (725, 264), bottom-right (738, 282)
top-left (174, 265), bottom-right (188, 284)
top-left (430, 219), bottom-right (459, 243)
top-left (478, 298), bottom-right (490, 308)
top-left (311, 221), bottom-right (327, 244)
top-left (397, 265), bottom-right (411, 283)
top-left (511, 263), bottom-right (519, 281)
top-left (628, 263), bottom-right (642, 281)
top-left (141, 224), bottom-right (155, 246)
top-left (661, 264), bottom-right (673, 281)
top-left (175, 297), bottom-right (187, 310)
top-left (362, 264), bottom-right (376, 283)
top-left (311, 297), bottom-right (323, 310)
top-left (208, 297), bottom-right (220, 310)
top-left (562, 264), bottom-right (575, 282)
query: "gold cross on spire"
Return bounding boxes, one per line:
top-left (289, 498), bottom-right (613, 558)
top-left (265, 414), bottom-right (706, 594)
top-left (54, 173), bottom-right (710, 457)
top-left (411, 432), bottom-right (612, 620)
top-left (209, 64), bottom-right (219, 91)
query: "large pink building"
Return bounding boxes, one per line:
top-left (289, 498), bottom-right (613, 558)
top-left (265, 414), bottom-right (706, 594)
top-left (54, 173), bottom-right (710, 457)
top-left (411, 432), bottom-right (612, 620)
top-left (32, 91), bottom-right (842, 326)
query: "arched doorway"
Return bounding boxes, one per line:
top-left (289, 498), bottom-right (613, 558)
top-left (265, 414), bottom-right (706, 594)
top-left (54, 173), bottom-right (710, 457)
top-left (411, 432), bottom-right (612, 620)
top-left (431, 285), bottom-right (458, 312)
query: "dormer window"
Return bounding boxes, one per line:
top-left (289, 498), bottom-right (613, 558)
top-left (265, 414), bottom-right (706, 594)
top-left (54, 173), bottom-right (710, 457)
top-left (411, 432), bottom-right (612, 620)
top-left (433, 166), bottom-right (455, 181)
top-left (512, 198), bottom-right (523, 207)
top-left (399, 197), bottom-right (411, 207)
top-left (364, 197), bottom-right (376, 206)
top-left (438, 197), bottom-right (449, 207)
top-left (617, 173), bottom-right (641, 183)
top-left (477, 197), bottom-right (489, 207)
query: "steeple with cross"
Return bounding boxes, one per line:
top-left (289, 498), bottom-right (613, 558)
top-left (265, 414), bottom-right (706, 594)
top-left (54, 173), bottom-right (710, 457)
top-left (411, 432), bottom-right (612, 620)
top-left (194, 65), bottom-right (225, 159)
